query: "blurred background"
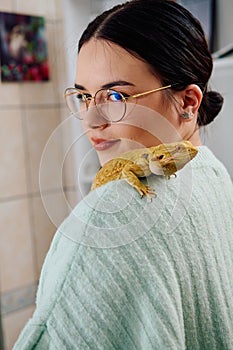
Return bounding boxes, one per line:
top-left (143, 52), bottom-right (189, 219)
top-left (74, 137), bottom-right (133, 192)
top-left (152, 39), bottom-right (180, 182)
top-left (0, 0), bottom-right (232, 349)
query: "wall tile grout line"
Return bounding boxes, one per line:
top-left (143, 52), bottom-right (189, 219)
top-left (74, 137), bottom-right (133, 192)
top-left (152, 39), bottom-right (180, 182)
top-left (0, 186), bottom-right (78, 203)
top-left (0, 301), bottom-right (4, 350)
top-left (20, 106), bottom-right (40, 282)
top-left (0, 102), bottom-right (66, 111)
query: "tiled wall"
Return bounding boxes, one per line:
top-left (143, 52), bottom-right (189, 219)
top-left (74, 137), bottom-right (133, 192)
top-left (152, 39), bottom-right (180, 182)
top-left (0, 0), bottom-right (77, 349)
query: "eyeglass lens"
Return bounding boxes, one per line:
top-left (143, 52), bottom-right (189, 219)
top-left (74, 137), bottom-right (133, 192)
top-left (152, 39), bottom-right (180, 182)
top-left (65, 88), bottom-right (126, 122)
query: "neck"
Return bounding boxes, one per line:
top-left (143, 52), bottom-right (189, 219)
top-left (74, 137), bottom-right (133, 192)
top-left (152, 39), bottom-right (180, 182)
top-left (186, 127), bottom-right (202, 147)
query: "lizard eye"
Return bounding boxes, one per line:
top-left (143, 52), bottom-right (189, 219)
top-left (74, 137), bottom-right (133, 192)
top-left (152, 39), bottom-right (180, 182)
top-left (176, 144), bottom-right (185, 152)
top-left (157, 154), bottom-right (164, 160)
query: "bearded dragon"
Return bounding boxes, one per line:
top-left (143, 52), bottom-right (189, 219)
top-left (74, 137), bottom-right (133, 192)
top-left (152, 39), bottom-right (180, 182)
top-left (91, 141), bottom-right (198, 199)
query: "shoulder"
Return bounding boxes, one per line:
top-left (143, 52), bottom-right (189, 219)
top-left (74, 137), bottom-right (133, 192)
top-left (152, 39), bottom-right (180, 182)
top-left (32, 178), bottom-right (179, 317)
top-left (24, 178), bottom-right (185, 348)
top-left (63, 179), bottom-right (158, 248)
top-left (34, 180), bottom-right (157, 311)
top-left (192, 145), bottom-right (232, 179)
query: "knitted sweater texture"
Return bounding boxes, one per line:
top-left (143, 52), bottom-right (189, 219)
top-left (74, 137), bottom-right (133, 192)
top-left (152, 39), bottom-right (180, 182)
top-left (14, 146), bottom-right (233, 350)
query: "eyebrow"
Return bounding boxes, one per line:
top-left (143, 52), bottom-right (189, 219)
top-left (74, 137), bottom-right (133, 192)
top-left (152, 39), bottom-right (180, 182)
top-left (74, 80), bottom-right (135, 91)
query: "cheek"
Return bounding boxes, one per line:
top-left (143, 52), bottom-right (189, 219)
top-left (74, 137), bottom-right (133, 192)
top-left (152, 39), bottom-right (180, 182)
top-left (111, 125), bottom-right (142, 138)
top-left (148, 97), bottom-right (181, 132)
top-left (81, 121), bottom-right (89, 138)
top-left (111, 125), bottom-right (161, 147)
top-left (165, 106), bottom-right (181, 129)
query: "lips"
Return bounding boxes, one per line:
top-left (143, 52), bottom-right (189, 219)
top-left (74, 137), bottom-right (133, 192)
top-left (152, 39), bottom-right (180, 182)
top-left (91, 138), bottom-right (120, 151)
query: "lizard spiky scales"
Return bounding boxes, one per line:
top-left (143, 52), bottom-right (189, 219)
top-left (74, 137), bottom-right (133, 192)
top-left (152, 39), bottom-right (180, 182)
top-left (91, 141), bottom-right (198, 199)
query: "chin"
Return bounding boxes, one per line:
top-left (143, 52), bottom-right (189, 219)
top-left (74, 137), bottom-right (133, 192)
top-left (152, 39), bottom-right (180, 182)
top-left (98, 152), bottom-right (115, 166)
top-left (96, 138), bottom-right (150, 166)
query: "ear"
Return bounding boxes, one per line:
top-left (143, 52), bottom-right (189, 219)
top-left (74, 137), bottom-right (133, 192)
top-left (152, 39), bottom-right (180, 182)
top-left (180, 84), bottom-right (203, 118)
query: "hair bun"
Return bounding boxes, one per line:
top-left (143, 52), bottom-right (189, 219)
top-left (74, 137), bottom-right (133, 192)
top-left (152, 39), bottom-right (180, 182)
top-left (198, 90), bottom-right (224, 126)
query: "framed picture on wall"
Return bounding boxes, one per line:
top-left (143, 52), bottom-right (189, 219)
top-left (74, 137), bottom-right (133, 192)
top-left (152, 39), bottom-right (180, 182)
top-left (0, 12), bottom-right (50, 82)
top-left (177, 0), bottom-right (216, 52)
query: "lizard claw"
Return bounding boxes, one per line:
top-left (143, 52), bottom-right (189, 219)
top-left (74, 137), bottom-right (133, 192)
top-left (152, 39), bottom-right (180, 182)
top-left (138, 185), bottom-right (156, 201)
top-left (166, 173), bottom-right (177, 180)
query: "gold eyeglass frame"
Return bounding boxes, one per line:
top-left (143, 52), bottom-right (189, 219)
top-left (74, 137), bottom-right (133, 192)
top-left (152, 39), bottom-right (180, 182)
top-left (64, 84), bottom-right (174, 122)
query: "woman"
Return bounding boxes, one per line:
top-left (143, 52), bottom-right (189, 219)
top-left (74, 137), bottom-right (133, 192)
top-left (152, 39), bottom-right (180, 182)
top-left (14, 1), bottom-right (233, 349)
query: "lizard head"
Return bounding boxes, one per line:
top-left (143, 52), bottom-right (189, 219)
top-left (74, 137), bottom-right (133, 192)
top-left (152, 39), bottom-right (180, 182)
top-left (148, 141), bottom-right (198, 176)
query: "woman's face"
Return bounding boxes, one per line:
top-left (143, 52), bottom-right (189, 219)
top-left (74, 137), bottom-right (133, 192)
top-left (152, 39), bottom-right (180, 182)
top-left (76, 39), bottom-right (193, 165)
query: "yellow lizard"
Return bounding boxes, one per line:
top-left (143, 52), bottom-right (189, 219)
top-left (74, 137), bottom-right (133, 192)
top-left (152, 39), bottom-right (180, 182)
top-left (91, 141), bottom-right (198, 199)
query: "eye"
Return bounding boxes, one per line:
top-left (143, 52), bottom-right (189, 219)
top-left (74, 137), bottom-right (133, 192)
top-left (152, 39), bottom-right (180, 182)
top-left (175, 145), bottom-right (185, 152)
top-left (76, 93), bottom-right (91, 102)
top-left (76, 93), bottom-right (84, 102)
top-left (157, 154), bottom-right (165, 160)
top-left (107, 90), bottom-right (124, 102)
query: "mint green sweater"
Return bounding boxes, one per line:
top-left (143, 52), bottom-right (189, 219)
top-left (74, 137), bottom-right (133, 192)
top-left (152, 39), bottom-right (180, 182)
top-left (14, 146), bottom-right (233, 350)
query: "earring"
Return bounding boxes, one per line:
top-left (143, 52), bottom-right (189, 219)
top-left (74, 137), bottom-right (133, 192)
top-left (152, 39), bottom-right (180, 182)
top-left (181, 112), bottom-right (193, 119)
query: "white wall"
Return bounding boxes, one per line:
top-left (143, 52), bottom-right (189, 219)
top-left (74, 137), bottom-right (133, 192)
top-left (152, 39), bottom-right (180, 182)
top-left (62, 0), bottom-right (99, 200)
top-left (215, 0), bottom-right (233, 50)
top-left (204, 57), bottom-right (233, 179)
top-left (196, 0), bottom-right (233, 179)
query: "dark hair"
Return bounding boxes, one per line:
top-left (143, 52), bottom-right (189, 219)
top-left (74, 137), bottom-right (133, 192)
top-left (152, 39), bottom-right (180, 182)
top-left (78, 0), bottom-right (223, 126)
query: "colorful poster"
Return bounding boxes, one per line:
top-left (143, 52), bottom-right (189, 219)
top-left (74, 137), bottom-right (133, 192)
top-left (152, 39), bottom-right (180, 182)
top-left (0, 12), bottom-right (50, 82)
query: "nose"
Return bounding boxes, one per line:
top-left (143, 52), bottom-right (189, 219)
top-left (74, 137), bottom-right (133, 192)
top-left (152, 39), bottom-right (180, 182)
top-left (85, 96), bottom-right (94, 109)
top-left (83, 101), bottom-right (109, 130)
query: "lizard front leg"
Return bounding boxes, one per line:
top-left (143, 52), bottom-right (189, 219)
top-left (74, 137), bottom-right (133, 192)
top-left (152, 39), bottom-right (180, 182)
top-left (121, 163), bottom-right (156, 200)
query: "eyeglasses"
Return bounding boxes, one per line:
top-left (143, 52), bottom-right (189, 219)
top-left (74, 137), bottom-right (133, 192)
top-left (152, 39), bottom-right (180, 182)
top-left (64, 84), bottom-right (175, 123)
